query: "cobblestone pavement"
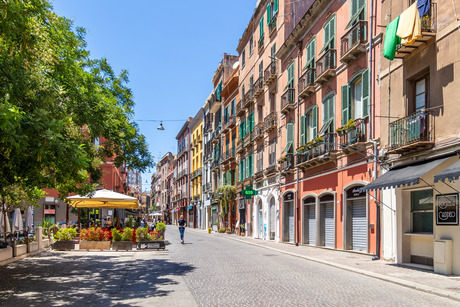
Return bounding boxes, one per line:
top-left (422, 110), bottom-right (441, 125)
top-left (0, 226), bottom-right (458, 306)
top-left (170, 227), bottom-right (459, 307)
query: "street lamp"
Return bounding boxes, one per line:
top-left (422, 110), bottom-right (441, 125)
top-left (157, 122), bottom-right (165, 130)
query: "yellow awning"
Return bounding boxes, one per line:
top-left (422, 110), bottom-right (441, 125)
top-left (66, 189), bottom-right (139, 209)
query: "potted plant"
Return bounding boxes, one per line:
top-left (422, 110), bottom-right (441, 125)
top-left (79, 227), bottom-right (111, 250)
top-left (218, 227), bottom-right (226, 233)
top-left (136, 227), bottom-right (165, 250)
top-left (27, 235), bottom-right (39, 253)
top-left (53, 227), bottom-right (77, 251)
top-left (208, 228), bottom-right (212, 234)
top-left (13, 237), bottom-right (27, 257)
top-left (240, 224), bottom-right (245, 236)
top-left (112, 228), bottom-right (133, 251)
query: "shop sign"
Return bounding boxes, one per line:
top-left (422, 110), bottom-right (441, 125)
top-left (436, 194), bottom-right (459, 225)
top-left (44, 209), bottom-right (55, 215)
top-left (238, 199), bottom-right (246, 210)
top-left (346, 187), bottom-right (366, 199)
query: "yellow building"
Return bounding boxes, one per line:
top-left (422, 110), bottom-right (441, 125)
top-left (189, 109), bottom-right (203, 228)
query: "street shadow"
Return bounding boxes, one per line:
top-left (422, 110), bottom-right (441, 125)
top-left (0, 251), bottom-right (195, 306)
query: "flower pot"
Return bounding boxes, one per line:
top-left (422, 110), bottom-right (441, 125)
top-left (28, 242), bottom-right (39, 253)
top-left (13, 244), bottom-right (27, 257)
top-left (0, 247), bottom-right (13, 262)
top-left (136, 240), bottom-right (165, 250)
top-left (112, 241), bottom-right (133, 251)
top-left (42, 239), bottom-right (50, 248)
top-left (79, 241), bottom-right (111, 251)
top-left (53, 240), bottom-right (76, 251)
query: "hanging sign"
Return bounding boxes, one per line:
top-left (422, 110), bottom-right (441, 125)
top-left (436, 194), bottom-right (458, 225)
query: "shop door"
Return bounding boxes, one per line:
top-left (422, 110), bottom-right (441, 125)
top-left (324, 203), bottom-right (335, 248)
top-left (288, 202), bottom-right (295, 243)
top-left (308, 205), bottom-right (316, 245)
top-left (352, 199), bottom-right (367, 252)
top-left (270, 199), bottom-right (276, 240)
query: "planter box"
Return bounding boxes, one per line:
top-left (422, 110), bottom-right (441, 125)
top-left (28, 242), bottom-right (39, 253)
top-left (136, 241), bottom-right (165, 250)
top-left (53, 240), bottom-right (76, 251)
top-left (112, 241), bottom-right (133, 251)
top-left (0, 247), bottom-right (13, 262)
top-left (79, 241), bottom-right (111, 251)
top-left (42, 239), bottom-right (50, 248)
top-left (14, 244), bottom-right (27, 257)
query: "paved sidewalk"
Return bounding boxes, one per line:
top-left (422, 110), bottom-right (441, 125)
top-left (188, 227), bottom-right (460, 302)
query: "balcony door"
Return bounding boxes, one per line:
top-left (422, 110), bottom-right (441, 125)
top-left (351, 76), bottom-right (363, 120)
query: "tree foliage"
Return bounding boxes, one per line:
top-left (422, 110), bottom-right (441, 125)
top-left (215, 185), bottom-right (236, 216)
top-left (0, 1), bottom-right (153, 206)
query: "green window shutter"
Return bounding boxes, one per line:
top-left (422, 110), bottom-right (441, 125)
top-left (245, 158), bottom-right (249, 178)
top-left (287, 62), bottom-right (294, 88)
top-left (260, 18), bottom-right (264, 37)
top-left (362, 69), bottom-right (369, 118)
top-left (300, 115), bottom-right (306, 145)
top-left (239, 123), bottom-right (243, 139)
top-left (267, 3), bottom-right (271, 25)
top-left (341, 84), bottom-right (350, 126)
top-left (231, 99), bottom-right (235, 115)
top-left (250, 154), bottom-right (253, 177)
top-left (250, 111), bottom-right (254, 131)
top-left (351, 0), bottom-right (358, 17)
top-left (313, 106), bottom-right (318, 139)
top-left (287, 123), bottom-right (294, 144)
top-left (242, 119), bottom-right (246, 136)
top-left (274, 0), bottom-right (279, 14)
top-left (330, 17), bottom-right (335, 48)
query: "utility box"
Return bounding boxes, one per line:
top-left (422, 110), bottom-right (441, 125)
top-left (434, 239), bottom-right (453, 275)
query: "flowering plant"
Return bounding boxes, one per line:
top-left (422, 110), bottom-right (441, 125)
top-left (80, 228), bottom-right (111, 241)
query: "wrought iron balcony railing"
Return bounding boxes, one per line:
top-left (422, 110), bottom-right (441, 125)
top-left (298, 67), bottom-right (316, 99)
top-left (252, 122), bottom-right (264, 142)
top-left (296, 133), bottom-right (337, 169)
top-left (263, 112), bottom-right (277, 132)
top-left (264, 61), bottom-right (278, 84)
top-left (339, 119), bottom-right (368, 153)
top-left (340, 20), bottom-right (367, 63)
top-left (269, 15), bottom-right (277, 35)
top-left (281, 88), bottom-right (296, 114)
top-left (280, 153), bottom-right (295, 176)
top-left (253, 77), bottom-right (264, 97)
top-left (315, 49), bottom-right (336, 84)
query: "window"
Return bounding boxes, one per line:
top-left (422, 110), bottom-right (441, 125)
top-left (231, 98), bottom-right (235, 116)
top-left (320, 16), bottom-right (335, 54)
top-left (249, 36), bottom-right (254, 56)
top-left (282, 123), bottom-right (294, 154)
top-left (259, 61), bottom-right (264, 80)
top-left (269, 138), bottom-right (277, 166)
top-left (224, 106), bottom-right (229, 124)
top-left (242, 49), bottom-right (246, 68)
top-left (260, 17), bottom-right (264, 39)
top-left (304, 38), bottom-right (316, 70)
top-left (287, 62), bottom-right (295, 89)
top-left (215, 81), bottom-right (222, 101)
top-left (249, 75), bottom-right (254, 91)
top-left (346, 0), bottom-right (366, 29)
top-left (415, 77), bottom-right (427, 112)
top-left (247, 111), bottom-right (254, 132)
top-left (320, 95), bottom-right (335, 135)
top-left (301, 106), bottom-right (318, 144)
top-left (257, 149), bottom-right (264, 172)
top-left (341, 69), bottom-right (369, 125)
top-left (411, 190), bottom-right (433, 233)
top-left (239, 119), bottom-right (246, 139)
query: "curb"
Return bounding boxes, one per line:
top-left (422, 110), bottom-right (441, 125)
top-left (191, 228), bottom-right (460, 303)
top-left (0, 247), bottom-right (50, 267)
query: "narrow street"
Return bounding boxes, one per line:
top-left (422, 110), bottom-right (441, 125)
top-left (0, 226), bottom-right (457, 306)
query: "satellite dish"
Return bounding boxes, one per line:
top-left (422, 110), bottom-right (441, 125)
top-left (232, 61), bottom-right (239, 70)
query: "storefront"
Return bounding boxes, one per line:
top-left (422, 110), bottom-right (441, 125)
top-left (344, 185), bottom-right (368, 252)
top-left (282, 191), bottom-right (295, 243)
top-left (187, 205), bottom-right (194, 227)
top-left (319, 193), bottom-right (335, 248)
top-left (302, 196), bottom-right (316, 245)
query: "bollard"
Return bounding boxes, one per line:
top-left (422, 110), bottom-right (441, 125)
top-left (37, 227), bottom-right (43, 250)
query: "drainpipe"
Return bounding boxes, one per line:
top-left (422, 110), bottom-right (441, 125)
top-left (295, 41), bottom-right (302, 246)
top-left (368, 0), bottom-right (381, 260)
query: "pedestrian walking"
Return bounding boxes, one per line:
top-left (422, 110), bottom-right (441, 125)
top-left (177, 215), bottom-right (186, 244)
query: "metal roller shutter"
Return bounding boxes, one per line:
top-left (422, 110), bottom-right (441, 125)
top-left (325, 203), bottom-right (335, 248)
top-left (270, 202), bottom-right (276, 240)
top-left (308, 205), bottom-right (316, 245)
top-left (352, 199), bottom-right (367, 252)
top-left (289, 203), bottom-right (295, 243)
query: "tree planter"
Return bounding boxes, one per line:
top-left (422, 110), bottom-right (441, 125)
top-left (112, 241), bottom-right (133, 251)
top-left (28, 242), bottom-right (39, 253)
top-left (53, 240), bottom-right (76, 251)
top-left (42, 239), bottom-right (50, 248)
top-left (13, 244), bottom-right (27, 257)
top-left (136, 241), bottom-right (165, 250)
top-left (0, 247), bottom-right (13, 262)
top-left (79, 241), bottom-right (111, 251)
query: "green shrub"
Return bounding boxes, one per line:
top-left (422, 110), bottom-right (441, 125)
top-left (135, 227), bottom-right (150, 242)
top-left (121, 228), bottom-right (133, 241)
top-left (218, 228), bottom-right (226, 233)
top-left (111, 229), bottom-right (123, 242)
top-left (156, 222), bottom-right (166, 233)
top-left (55, 228), bottom-right (77, 241)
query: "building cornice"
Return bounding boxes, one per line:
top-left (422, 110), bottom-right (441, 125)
top-left (236, 0), bottom-right (268, 53)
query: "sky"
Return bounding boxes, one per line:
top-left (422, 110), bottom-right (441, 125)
top-left (52, 0), bottom-right (258, 192)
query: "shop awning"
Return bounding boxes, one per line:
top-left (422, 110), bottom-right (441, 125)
top-left (362, 157), bottom-right (448, 191)
top-left (67, 189), bottom-right (139, 209)
top-left (187, 206), bottom-right (193, 210)
top-left (434, 159), bottom-right (460, 183)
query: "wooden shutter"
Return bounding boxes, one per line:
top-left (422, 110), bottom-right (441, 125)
top-left (351, 0), bottom-right (358, 17)
top-left (260, 18), bottom-right (264, 37)
top-left (362, 69), bottom-right (369, 118)
top-left (250, 111), bottom-right (255, 131)
top-left (274, 0), bottom-right (279, 14)
top-left (267, 3), bottom-right (271, 25)
top-left (287, 122), bottom-right (294, 144)
top-left (330, 17), bottom-right (335, 48)
top-left (249, 155), bottom-right (253, 177)
top-left (341, 84), bottom-right (349, 125)
top-left (300, 115), bottom-right (306, 145)
top-left (287, 62), bottom-right (294, 88)
top-left (231, 99), bottom-right (235, 115)
top-left (312, 106), bottom-right (318, 139)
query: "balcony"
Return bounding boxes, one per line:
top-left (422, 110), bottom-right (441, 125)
top-left (253, 77), bottom-right (264, 98)
top-left (258, 33), bottom-right (265, 52)
top-left (236, 139), bottom-right (244, 153)
top-left (315, 49), bottom-right (336, 84)
top-left (340, 21), bottom-right (367, 64)
top-left (223, 148), bottom-right (236, 163)
top-left (243, 88), bottom-right (254, 109)
top-left (190, 168), bottom-right (202, 180)
top-left (211, 159), bottom-right (221, 172)
top-left (254, 169), bottom-right (264, 181)
top-left (269, 15), bottom-right (277, 36)
top-left (263, 112), bottom-right (277, 133)
top-left (298, 68), bottom-right (316, 99)
top-left (177, 168), bottom-right (189, 179)
top-left (236, 181), bottom-right (244, 191)
top-left (281, 88), bottom-right (296, 114)
top-left (395, 3), bottom-right (437, 59)
top-left (204, 122), bottom-right (212, 134)
top-left (264, 61), bottom-right (278, 85)
top-left (339, 119), bottom-right (368, 154)
top-left (236, 99), bottom-right (245, 116)
top-left (296, 133), bottom-right (338, 170)
top-left (203, 182), bottom-right (212, 192)
top-left (226, 115), bottom-right (236, 130)
top-left (387, 110), bottom-right (434, 155)
top-left (252, 122), bottom-right (264, 142)
top-left (280, 154), bottom-right (295, 176)
top-left (209, 92), bottom-right (221, 113)
top-left (243, 132), bottom-right (253, 148)
top-left (264, 164), bottom-right (277, 176)
top-left (178, 144), bottom-right (189, 157)
top-left (212, 128), bottom-right (221, 144)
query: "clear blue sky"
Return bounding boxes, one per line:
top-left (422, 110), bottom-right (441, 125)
top-left (52, 0), bottom-right (257, 191)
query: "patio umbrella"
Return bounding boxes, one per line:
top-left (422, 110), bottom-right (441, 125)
top-left (66, 189), bottom-right (140, 209)
top-left (12, 208), bottom-right (23, 233)
top-left (25, 206), bottom-right (33, 232)
top-left (0, 210), bottom-right (11, 233)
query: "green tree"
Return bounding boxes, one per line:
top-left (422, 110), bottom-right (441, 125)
top-left (0, 1), bottom-right (153, 210)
